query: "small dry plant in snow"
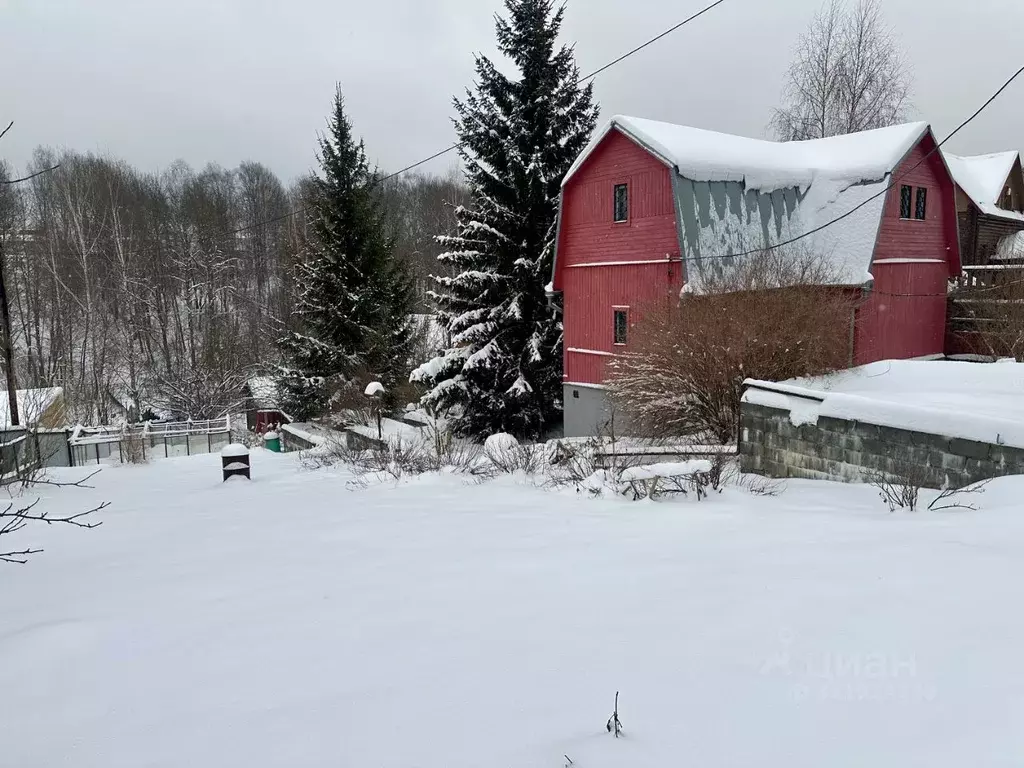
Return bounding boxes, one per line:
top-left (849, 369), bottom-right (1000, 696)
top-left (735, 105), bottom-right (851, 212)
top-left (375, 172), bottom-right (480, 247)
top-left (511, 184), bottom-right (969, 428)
top-left (480, 434), bottom-right (546, 477)
top-left (302, 424), bottom-right (485, 486)
top-left (867, 465), bottom-right (990, 512)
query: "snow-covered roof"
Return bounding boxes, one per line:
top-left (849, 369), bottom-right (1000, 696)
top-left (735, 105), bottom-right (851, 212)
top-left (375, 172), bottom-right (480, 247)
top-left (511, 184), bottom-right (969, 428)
top-left (564, 115), bottom-right (930, 192)
top-left (995, 231), bottom-right (1024, 261)
top-left (559, 116), bottom-right (938, 288)
top-left (944, 151), bottom-right (1020, 209)
top-left (246, 376), bottom-right (280, 409)
top-left (0, 387), bottom-right (63, 428)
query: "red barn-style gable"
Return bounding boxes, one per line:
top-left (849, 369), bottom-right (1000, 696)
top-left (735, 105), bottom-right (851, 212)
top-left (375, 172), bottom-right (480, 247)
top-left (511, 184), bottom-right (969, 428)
top-left (552, 116), bottom-right (961, 437)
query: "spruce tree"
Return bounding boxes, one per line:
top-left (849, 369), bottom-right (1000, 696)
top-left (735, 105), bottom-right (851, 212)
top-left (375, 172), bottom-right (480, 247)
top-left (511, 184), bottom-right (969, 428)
top-left (279, 87), bottom-right (414, 420)
top-left (414, 0), bottom-right (598, 439)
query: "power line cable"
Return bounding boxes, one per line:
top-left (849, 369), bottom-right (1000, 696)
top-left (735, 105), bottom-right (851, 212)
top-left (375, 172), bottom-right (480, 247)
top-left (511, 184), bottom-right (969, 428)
top-left (687, 63), bottom-right (1024, 266)
top-left (202, 0), bottom-right (733, 233)
top-left (374, 0), bottom-right (729, 184)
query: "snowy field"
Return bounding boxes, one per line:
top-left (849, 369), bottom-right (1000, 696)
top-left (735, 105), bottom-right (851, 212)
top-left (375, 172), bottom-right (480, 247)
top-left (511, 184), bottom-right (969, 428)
top-left (3, 451), bottom-right (1024, 766)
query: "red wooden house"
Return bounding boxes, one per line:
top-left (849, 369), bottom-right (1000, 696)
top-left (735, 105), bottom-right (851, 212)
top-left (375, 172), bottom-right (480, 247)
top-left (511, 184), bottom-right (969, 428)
top-left (549, 116), bottom-right (961, 437)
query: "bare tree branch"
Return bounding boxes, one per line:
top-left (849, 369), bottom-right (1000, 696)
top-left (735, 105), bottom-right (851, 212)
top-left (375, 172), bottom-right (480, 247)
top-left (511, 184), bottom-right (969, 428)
top-left (771, 0), bottom-right (912, 140)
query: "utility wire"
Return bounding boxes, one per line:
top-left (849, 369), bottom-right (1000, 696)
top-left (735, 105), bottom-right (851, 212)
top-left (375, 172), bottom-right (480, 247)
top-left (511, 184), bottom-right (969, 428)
top-left (221, 42), bottom-right (1024, 301)
top-left (1, 2), bottom-right (730, 262)
top-left (374, 0), bottom-right (729, 184)
top-left (581, 0), bottom-right (727, 82)
top-left (689, 63), bottom-right (1024, 265)
top-left (0, 122), bottom-right (60, 185)
top-left (207, 0), bottom-right (733, 231)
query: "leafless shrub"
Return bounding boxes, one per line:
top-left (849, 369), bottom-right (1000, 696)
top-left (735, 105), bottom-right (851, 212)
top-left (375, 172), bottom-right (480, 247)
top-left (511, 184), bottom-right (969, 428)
top-left (718, 458), bottom-right (788, 496)
top-left (928, 479), bottom-right (990, 512)
top-left (120, 432), bottom-right (149, 465)
top-left (482, 439), bottom-right (545, 476)
top-left (609, 249), bottom-right (857, 443)
top-left (302, 422), bottom-right (484, 485)
top-left (546, 413), bottom-right (649, 493)
top-left (866, 464), bottom-right (927, 512)
top-left (741, 474), bottom-right (787, 497)
top-left (867, 465), bottom-right (991, 513)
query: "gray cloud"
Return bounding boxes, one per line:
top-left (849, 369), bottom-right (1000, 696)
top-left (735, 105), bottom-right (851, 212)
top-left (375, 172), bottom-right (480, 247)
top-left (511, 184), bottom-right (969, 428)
top-left (3, 0), bottom-right (1023, 182)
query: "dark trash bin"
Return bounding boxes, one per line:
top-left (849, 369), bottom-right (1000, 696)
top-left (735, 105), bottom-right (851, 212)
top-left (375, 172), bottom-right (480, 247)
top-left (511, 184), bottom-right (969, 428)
top-left (222, 444), bottom-right (251, 481)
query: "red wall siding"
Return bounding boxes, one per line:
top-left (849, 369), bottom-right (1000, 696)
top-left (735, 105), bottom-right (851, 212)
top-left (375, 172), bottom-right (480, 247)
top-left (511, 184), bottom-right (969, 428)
top-left (855, 134), bottom-right (959, 363)
top-left (563, 262), bottom-right (680, 384)
top-left (556, 130), bottom-right (679, 277)
top-left (557, 129), bottom-right (683, 385)
top-left (855, 262), bottom-right (949, 363)
top-left (874, 134), bottom-right (960, 267)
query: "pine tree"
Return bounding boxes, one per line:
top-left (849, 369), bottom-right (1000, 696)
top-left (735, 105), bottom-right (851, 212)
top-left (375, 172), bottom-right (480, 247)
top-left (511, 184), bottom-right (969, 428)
top-left (279, 87), bottom-right (414, 420)
top-left (414, 0), bottom-right (598, 439)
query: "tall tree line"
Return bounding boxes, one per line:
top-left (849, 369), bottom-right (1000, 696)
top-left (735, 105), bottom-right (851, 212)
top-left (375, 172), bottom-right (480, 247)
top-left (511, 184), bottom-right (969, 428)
top-left (0, 147), bottom-right (465, 423)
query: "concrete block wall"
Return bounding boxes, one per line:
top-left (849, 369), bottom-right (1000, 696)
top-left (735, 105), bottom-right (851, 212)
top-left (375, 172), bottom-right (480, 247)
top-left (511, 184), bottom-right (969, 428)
top-left (740, 402), bottom-right (1024, 489)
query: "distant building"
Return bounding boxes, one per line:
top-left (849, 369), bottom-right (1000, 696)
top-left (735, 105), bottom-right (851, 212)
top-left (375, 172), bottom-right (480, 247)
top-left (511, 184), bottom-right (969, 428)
top-left (943, 151), bottom-right (1024, 272)
top-left (0, 387), bottom-right (67, 429)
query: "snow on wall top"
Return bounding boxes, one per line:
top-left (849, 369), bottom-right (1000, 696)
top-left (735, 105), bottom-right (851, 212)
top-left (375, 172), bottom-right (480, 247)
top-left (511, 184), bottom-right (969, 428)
top-left (564, 116), bottom-right (929, 192)
top-left (0, 387), bottom-right (63, 428)
top-left (944, 151), bottom-right (1019, 208)
top-left (744, 360), bottom-right (1024, 449)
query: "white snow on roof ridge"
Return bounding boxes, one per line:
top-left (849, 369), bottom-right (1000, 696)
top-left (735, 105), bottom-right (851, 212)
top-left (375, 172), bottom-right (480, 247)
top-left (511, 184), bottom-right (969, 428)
top-left (564, 115), bottom-right (929, 192)
top-left (944, 150), bottom-right (1020, 208)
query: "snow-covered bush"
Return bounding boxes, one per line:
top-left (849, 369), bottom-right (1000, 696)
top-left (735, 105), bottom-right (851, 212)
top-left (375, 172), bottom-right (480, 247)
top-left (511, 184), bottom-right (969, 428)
top-left (304, 423), bottom-right (485, 484)
top-left (580, 461), bottom-right (716, 501)
top-left (482, 433), bottom-right (544, 476)
top-left (608, 247), bottom-right (857, 443)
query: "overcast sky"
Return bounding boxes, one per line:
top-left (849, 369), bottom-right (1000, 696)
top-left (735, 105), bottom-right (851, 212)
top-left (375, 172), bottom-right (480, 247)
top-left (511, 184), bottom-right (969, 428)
top-left (3, 0), bottom-right (1023, 183)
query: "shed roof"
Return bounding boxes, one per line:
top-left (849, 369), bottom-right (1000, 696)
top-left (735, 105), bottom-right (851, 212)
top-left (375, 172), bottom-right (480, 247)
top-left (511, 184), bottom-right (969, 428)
top-left (943, 150), bottom-right (1024, 226)
top-left (0, 387), bottom-right (63, 428)
top-left (246, 377), bottom-right (280, 410)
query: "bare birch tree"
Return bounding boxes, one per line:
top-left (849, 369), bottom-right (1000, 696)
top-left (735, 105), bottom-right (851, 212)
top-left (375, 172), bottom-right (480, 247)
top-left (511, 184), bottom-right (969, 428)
top-left (771, 0), bottom-right (912, 140)
top-left (0, 143), bottom-right (465, 424)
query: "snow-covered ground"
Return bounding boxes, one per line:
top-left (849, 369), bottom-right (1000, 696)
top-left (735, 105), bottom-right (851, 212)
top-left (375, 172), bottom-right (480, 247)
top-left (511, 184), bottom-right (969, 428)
top-left (3, 452), bottom-right (1024, 766)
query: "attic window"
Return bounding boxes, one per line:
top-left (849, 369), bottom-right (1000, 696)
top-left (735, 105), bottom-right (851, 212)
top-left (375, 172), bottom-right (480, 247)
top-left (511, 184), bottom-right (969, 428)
top-left (613, 184), bottom-right (629, 223)
top-left (900, 185), bottom-right (913, 219)
top-left (914, 188), bottom-right (928, 220)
